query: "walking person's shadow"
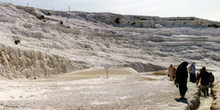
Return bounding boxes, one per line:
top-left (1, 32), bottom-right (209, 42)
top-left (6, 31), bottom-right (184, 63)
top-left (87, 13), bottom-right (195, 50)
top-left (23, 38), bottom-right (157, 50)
top-left (175, 98), bottom-right (188, 104)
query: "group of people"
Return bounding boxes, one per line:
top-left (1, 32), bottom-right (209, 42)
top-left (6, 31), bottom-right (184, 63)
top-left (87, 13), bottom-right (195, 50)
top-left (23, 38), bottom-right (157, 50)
top-left (168, 62), bottom-right (214, 99)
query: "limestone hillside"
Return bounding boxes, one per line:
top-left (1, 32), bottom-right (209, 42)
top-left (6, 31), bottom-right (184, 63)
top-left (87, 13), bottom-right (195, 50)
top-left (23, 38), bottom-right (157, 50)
top-left (0, 2), bottom-right (219, 79)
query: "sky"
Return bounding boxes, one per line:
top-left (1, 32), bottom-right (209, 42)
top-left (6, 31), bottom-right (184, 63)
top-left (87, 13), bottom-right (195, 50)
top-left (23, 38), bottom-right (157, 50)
top-left (1, 0), bottom-right (220, 22)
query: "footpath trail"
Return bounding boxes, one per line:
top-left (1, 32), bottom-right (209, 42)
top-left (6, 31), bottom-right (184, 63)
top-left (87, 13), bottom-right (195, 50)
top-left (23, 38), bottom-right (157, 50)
top-left (197, 96), bottom-right (213, 110)
top-left (197, 70), bottom-right (220, 110)
top-left (210, 77), bottom-right (220, 109)
top-left (0, 68), bottom-right (200, 110)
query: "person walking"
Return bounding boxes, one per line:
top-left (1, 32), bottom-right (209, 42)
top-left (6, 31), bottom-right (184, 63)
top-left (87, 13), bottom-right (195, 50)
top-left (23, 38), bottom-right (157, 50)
top-left (175, 61), bottom-right (188, 99)
top-left (188, 62), bottom-right (196, 83)
top-left (196, 67), bottom-right (211, 96)
top-left (168, 64), bottom-right (175, 81)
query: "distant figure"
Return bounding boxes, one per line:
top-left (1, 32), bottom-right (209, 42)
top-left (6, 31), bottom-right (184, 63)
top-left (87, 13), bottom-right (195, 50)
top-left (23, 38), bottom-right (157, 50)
top-left (196, 67), bottom-right (211, 96)
top-left (188, 62), bottom-right (196, 83)
top-left (175, 61), bottom-right (188, 99)
top-left (168, 64), bottom-right (175, 81)
top-left (173, 68), bottom-right (177, 84)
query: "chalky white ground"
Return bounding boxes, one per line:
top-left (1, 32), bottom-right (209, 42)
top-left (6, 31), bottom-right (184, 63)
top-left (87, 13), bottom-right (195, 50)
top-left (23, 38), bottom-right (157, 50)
top-left (0, 68), bottom-right (200, 110)
top-left (0, 2), bottom-right (219, 110)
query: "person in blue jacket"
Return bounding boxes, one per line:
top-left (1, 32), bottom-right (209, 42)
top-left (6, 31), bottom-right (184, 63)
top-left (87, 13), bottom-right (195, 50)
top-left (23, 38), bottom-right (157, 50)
top-left (188, 62), bottom-right (196, 83)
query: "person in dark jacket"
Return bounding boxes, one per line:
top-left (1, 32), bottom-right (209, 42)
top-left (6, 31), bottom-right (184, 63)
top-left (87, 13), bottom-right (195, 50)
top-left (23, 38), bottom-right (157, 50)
top-left (196, 67), bottom-right (210, 96)
top-left (175, 61), bottom-right (188, 99)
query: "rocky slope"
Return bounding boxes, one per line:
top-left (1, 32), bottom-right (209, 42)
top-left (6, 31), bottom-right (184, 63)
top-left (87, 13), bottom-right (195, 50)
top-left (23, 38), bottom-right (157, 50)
top-left (0, 2), bottom-right (219, 79)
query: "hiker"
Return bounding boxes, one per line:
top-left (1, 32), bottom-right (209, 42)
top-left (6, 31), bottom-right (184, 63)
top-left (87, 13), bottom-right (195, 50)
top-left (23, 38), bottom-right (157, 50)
top-left (188, 62), bottom-right (196, 83)
top-left (196, 67), bottom-right (210, 96)
top-left (168, 64), bottom-right (175, 81)
top-left (175, 61), bottom-right (188, 99)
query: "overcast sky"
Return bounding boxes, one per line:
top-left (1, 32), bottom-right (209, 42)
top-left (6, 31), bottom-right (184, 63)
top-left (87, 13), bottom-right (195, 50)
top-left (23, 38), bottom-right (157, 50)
top-left (1, 0), bottom-right (220, 22)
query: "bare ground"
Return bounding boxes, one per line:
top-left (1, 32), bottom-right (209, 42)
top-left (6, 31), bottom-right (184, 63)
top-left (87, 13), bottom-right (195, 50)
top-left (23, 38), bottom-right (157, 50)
top-left (211, 80), bottom-right (220, 110)
top-left (0, 68), bottom-right (199, 110)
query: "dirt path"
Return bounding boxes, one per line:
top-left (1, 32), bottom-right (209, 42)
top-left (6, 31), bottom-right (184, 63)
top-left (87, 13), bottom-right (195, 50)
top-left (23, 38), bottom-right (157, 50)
top-left (197, 96), bottom-right (213, 110)
top-left (0, 68), bottom-right (198, 110)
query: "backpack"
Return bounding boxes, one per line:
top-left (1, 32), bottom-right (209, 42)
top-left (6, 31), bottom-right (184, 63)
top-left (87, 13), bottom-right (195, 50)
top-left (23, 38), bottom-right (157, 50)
top-left (209, 72), bottom-right (215, 83)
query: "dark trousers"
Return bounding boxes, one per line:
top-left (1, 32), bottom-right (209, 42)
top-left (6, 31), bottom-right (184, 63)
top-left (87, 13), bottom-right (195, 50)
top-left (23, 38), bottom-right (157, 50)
top-left (201, 85), bottom-right (209, 96)
top-left (190, 73), bottom-right (196, 83)
top-left (179, 83), bottom-right (188, 97)
top-left (202, 89), bottom-right (209, 96)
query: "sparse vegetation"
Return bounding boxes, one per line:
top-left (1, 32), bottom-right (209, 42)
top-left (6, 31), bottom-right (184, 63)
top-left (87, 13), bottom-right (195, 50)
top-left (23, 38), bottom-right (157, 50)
top-left (36, 15), bottom-right (46, 22)
top-left (47, 12), bottom-right (51, 16)
top-left (59, 20), bottom-right (63, 25)
top-left (200, 22), bottom-right (203, 25)
top-left (140, 23), bottom-right (143, 28)
top-left (131, 21), bottom-right (136, 26)
top-left (37, 15), bottom-right (45, 20)
top-left (134, 16), bottom-right (140, 19)
top-left (208, 24), bottom-right (219, 28)
top-left (151, 25), bottom-right (156, 28)
top-left (41, 15), bottom-right (44, 19)
top-left (140, 18), bottom-right (147, 20)
top-left (115, 17), bottom-right (120, 24)
top-left (190, 18), bottom-right (195, 20)
top-left (179, 18), bottom-right (186, 20)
